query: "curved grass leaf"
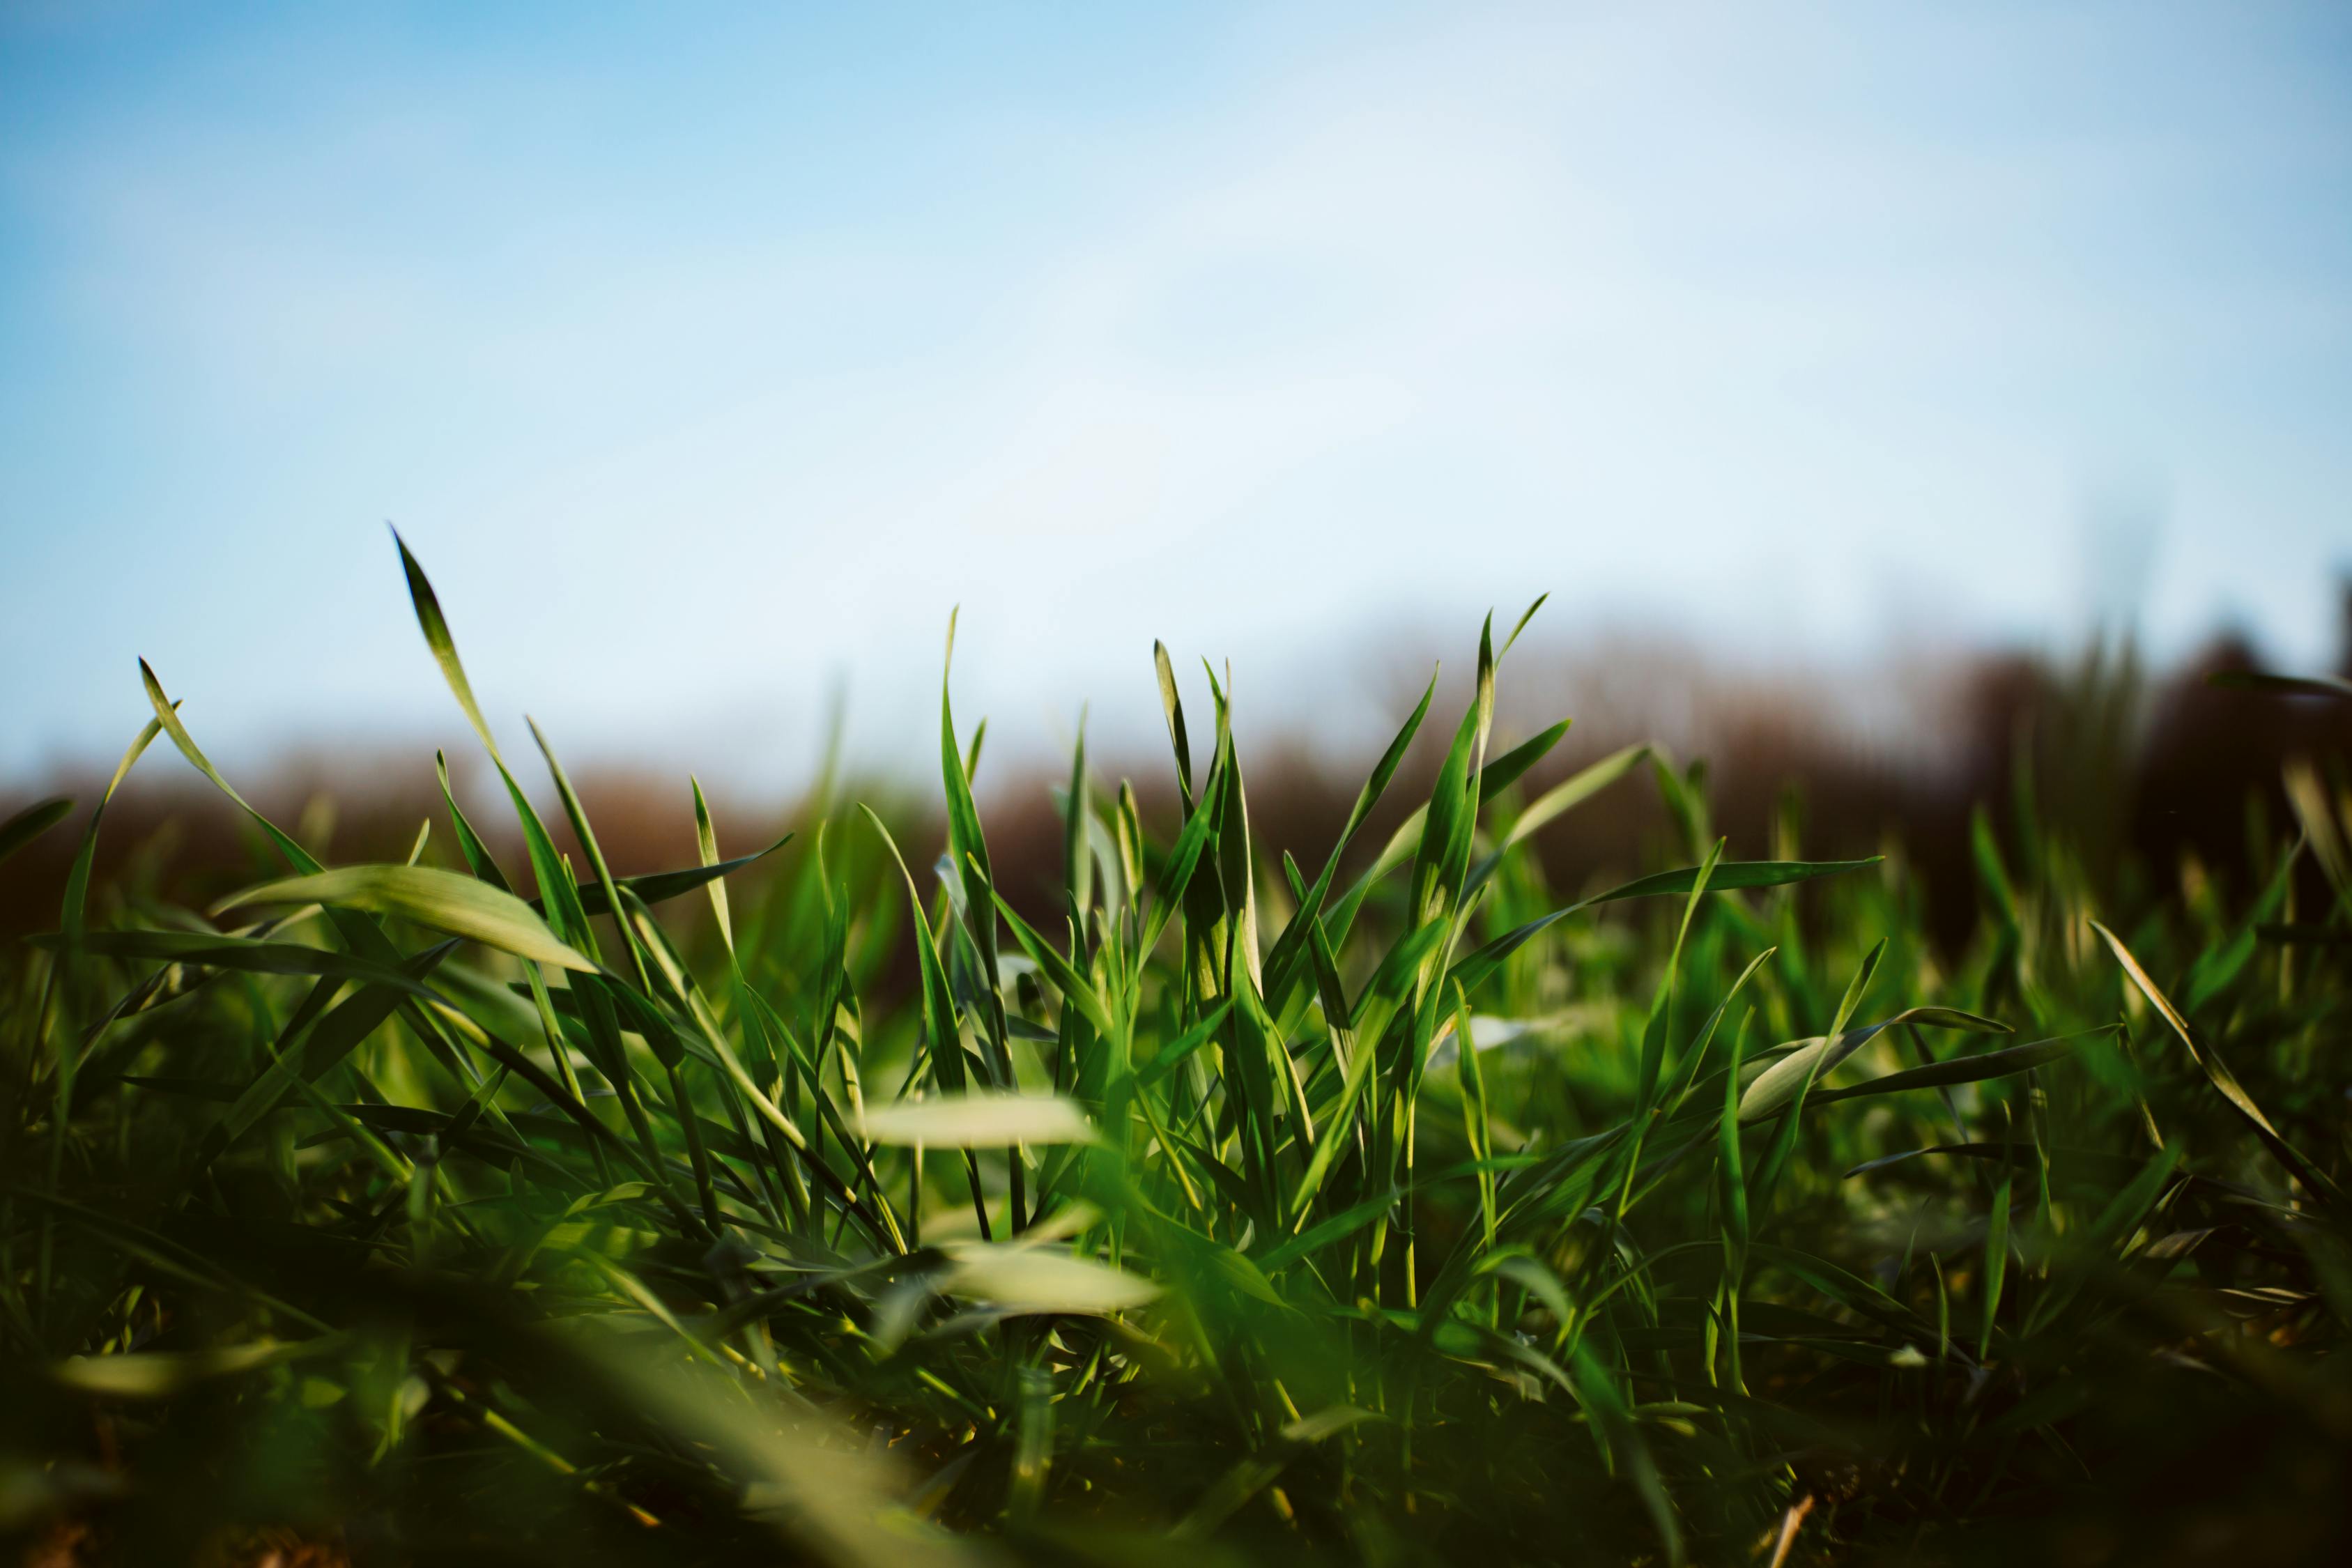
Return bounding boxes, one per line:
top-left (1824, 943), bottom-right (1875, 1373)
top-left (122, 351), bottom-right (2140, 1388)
top-left (1805, 1033), bottom-right (2082, 1109)
top-left (2092, 919), bottom-right (2342, 1204)
top-left (1477, 717), bottom-right (1574, 805)
top-left (1738, 1007), bottom-right (2007, 1123)
top-left (394, 527), bottom-right (506, 762)
top-left (140, 661), bottom-right (321, 876)
top-left (63, 716), bottom-right (169, 944)
top-left (217, 864), bottom-right (594, 973)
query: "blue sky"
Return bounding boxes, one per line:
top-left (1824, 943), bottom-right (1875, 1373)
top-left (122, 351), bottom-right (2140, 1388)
top-left (4, 1), bottom-right (2349, 787)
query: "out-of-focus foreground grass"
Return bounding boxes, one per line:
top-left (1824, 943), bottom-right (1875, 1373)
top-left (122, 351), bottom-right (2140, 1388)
top-left (3, 541), bottom-right (2351, 1567)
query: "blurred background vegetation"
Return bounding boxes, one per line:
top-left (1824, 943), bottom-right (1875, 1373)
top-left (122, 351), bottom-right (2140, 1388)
top-left (10, 597), bottom-right (2346, 960)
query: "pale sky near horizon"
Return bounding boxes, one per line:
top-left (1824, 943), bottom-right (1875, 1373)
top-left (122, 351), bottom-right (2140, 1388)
top-left (4, 1), bottom-right (2349, 792)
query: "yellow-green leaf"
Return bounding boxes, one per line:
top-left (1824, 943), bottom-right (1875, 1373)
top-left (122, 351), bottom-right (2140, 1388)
top-left (859, 1093), bottom-right (1095, 1148)
top-left (52, 1339), bottom-right (324, 1398)
top-left (218, 864), bottom-right (594, 973)
top-left (941, 1241), bottom-right (1158, 1314)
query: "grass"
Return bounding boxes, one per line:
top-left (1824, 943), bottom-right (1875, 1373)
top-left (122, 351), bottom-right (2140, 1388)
top-left (3, 537), bottom-right (2349, 1565)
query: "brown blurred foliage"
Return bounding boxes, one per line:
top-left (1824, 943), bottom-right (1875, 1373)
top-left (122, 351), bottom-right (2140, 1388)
top-left (6, 607), bottom-right (2349, 958)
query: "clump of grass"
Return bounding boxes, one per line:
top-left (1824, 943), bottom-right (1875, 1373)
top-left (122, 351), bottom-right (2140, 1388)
top-left (3, 538), bottom-right (2350, 1566)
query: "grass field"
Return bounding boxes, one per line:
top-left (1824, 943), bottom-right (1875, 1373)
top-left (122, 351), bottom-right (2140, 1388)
top-left (4, 539), bottom-right (2349, 1566)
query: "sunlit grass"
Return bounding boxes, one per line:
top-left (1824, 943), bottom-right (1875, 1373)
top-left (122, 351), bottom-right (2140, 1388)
top-left (3, 537), bottom-right (2349, 1565)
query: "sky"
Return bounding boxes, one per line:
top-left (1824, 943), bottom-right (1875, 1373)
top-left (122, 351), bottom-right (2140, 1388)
top-left (3, 1), bottom-right (2349, 790)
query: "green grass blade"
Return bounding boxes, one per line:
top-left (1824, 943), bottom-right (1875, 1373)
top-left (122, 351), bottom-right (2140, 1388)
top-left (2092, 919), bottom-right (2342, 1204)
top-left (217, 865), bottom-right (594, 972)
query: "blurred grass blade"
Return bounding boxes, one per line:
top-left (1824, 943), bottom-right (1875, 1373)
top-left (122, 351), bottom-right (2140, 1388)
top-left (941, 1242), bottom-right (1159, 1314)
top-left (0, 797), bottom-right (71, 869)
top-left (51, 1339), bottom-right (332, 1399)
top-left (860, 1093), bottom-right (1095, 1148)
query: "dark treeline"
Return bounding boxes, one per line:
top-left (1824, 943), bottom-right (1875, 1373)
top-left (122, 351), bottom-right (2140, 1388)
top-left (7, 606), bottom-right (2350, 953)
